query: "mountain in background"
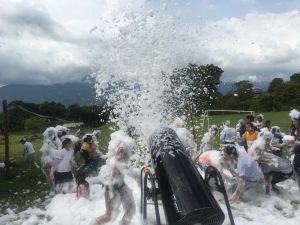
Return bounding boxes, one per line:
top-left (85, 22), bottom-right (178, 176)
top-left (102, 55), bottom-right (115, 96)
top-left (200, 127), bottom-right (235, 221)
top-left (0, 83), bottom-right (97, 111)
top-left (0, 81), bottom-right (270, 111)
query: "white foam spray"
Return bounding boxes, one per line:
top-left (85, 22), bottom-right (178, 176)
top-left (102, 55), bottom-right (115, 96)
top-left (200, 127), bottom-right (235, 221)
top-left (2, 1), bottom-right (300, 225)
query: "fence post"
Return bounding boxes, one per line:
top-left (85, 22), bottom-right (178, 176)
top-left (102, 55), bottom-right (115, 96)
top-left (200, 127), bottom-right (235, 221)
top-left (3, 100), bottom-right (10, 177)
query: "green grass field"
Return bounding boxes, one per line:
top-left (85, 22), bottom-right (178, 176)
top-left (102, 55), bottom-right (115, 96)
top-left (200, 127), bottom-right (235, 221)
top-left (0, 123), bottom-right (114, 213)
top-left (0, 111), bottom-right (292, 212)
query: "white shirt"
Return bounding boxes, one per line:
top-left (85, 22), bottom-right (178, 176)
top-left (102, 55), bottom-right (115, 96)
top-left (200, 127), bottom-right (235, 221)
top-left (56, 148), bottom-right (74, 173)
top-left (237, 147), bottom-right (262, 182)
top-left (23, 142), bottom-right (35, 154)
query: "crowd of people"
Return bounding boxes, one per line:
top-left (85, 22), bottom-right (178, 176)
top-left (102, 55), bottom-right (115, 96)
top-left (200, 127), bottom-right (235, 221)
top-left (12, 109), bottom-right (300, 224)
top-left (198, 109), bottom-right (300, 203)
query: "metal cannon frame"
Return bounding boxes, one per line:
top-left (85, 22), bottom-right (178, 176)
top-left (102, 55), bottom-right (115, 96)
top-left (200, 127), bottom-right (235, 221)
top-left (140, 165), bottom-right (235, 225)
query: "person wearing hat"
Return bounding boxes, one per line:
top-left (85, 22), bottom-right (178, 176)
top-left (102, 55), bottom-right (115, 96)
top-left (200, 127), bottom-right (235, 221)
top-left (51, 138), bottom-right (76, 192)
top-left (289, 109), bottom-right (300, 188)
top-left (20, 138), bottom-right (36, 169)
top-left (223, 144), bottom-right (264, 204)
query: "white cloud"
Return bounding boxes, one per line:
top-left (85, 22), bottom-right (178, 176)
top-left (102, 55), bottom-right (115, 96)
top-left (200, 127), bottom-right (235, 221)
top-left (0, 0), bottom-right (300, 85)
top-left (202, 10), bottom-right (300, 81)
top-left (248, 75), bottom-right (257, 81)
top-left (0, 0), bottom-right (99, 84)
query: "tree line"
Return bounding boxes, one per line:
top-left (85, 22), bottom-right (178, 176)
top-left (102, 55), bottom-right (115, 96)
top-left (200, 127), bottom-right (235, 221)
top-left (1, 64), bottom-right (299, 132)
top-left (215, 73), bottom-right (300, 112)
top-left (0, 101), bottom-right (110, 132)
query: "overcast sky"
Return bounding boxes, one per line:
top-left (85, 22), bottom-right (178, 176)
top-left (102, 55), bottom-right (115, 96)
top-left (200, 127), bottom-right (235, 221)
top-left (0, 0), bottom-right (300, 85)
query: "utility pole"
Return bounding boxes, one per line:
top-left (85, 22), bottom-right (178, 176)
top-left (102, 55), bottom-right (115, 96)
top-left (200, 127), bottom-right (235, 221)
top-left (3, 100), bottom-right (10, 177)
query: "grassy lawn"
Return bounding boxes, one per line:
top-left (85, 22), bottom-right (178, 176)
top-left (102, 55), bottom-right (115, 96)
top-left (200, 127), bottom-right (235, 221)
top-left (0, 124), bottom-right (115, 214)
top-left (197, 111), bottom-right (290, 134)
top-left (0, 132), bottom-right (47, 213)
top-left (0, 111), bottom-right (292, 213)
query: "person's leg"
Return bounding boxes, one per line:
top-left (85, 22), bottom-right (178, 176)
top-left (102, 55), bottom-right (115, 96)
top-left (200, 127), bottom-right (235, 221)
top-left (42, 167), bottom-right (53, 188)
top-left (227, 179), bottom-right (238, 194)
top-left (26, 154), bottom-right (31, 169)
top-left (96, 189), bottom-right (116, 225)
top-left (270, 171), bottom-right (292, 192)
top-left (119, 184), bottom-right (136, 225)
top-left (295, 167), bottom-right (300, 189)
top-left (264, 173), bottom-right (271, 195)
top-left (293, 155), bottom-right (300, 189)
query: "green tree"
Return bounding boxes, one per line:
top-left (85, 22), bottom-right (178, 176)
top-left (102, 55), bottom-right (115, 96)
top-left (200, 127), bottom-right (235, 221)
top-left (24, 117), bottom-right (49, 133)
top-left (67, 104), bottom-right (109, 126)
top-left (39, 102), bottom-right (67, 117)
top-left (0, 112), bottom-right (3, 135)
top-left (271, 82), bottom-right (300, 111)
top-left (217, 80), bottom-right (254, 110)
top-left (232, 80), bottom-right (254, 101)
top-left (249, 93), bottom-right (275, 112)
top-left (290, 73), bottom-right (300, 83)
top-left (267, 78), bottom-right (284, 93)
top-left (164, 63), bottom-right (223, 116)
top-left (8, 101), bottom-right (30, 131)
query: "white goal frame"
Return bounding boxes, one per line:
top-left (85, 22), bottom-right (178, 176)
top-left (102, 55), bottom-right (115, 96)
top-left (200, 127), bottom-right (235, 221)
top-left (201, 110), bottom-right (255, 131)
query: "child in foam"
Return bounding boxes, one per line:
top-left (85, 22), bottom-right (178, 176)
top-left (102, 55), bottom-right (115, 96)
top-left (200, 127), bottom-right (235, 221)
top-left (249, 131), bottom-right (293, 194)
top-left (20, 138), bottom-right (36, 169)
top-left (81, 134), bottom-right (100, 176)
top-left (255, 113), bottom-right (264, 129)
top-left (40, 127), bottom-right (65, 188)
top-left (51, 138), bottom-right (76, 193)
top-left (75, 169), bottom-right (90, 199)
top-left (199, 125), bottom-right (218, 153)
top-left (223, 144), bottom-right (264, 204)
top-left (271, 126), bottom-right (285, 157)
top-left (289, 109), bottom-right (300, 188)
top-left (95, 133), bottom-right (136, 225)
top-left (240, 122), bottom-right (258, 150)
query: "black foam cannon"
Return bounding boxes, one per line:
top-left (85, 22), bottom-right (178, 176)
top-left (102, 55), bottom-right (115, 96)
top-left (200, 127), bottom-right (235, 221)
top-left (148, 128), bottom-right (225, 225)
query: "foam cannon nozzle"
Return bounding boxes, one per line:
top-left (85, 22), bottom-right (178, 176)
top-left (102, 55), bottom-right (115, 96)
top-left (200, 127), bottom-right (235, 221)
top-left (148, 128), bottom-right (225, 225)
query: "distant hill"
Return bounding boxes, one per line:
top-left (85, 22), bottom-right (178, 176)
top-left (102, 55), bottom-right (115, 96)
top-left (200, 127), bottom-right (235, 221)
top-left (218, 81), bottom-right (269, 94)
top-left (0, 81), bottom-right (270, 111)
top-left (0, 83), bottom-right (97, 111)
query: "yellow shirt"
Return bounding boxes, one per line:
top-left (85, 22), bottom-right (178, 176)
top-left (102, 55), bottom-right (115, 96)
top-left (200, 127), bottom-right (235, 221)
top-left (81, 142), bottom-right (90, 152)
top-left (243, 131), bottom-right (258, 141)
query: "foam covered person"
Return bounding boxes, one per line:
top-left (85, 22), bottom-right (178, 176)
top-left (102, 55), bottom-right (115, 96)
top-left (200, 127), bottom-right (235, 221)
top-left (40, 127), bottom-right (62, 188)
top-left (200, 125), bottom-right (218, 153)
top-left (249, 131), bottom-right (293, 193)
top-left (95, 131), bottom-right (136, 225)
top-left (223, 144), bottom-right (264, 204)
top-left (289, 109), bottom-right (300, 188)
